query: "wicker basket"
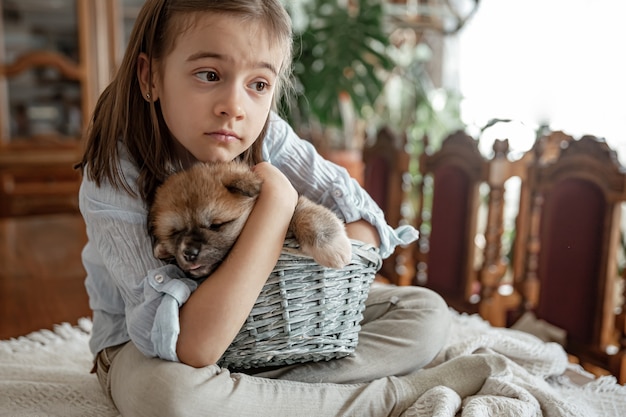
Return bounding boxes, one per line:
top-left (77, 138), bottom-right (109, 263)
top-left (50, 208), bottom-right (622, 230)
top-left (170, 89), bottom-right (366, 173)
top-left (219, 239), bottom-right (382, 369)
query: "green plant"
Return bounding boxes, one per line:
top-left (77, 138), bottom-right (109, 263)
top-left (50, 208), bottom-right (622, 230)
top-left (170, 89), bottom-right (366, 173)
top-left (282, 0), bottom-right (469, 157)
top-left (282, 0), bottom-right (394, 148)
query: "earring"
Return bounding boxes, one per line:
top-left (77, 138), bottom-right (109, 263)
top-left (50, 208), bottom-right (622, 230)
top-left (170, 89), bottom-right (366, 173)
top-left (145, 93), bottom-right (151, 100)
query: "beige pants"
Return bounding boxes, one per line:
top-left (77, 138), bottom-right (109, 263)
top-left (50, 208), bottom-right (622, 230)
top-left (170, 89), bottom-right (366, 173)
top-left (96, 285), bottom-right (451, 417)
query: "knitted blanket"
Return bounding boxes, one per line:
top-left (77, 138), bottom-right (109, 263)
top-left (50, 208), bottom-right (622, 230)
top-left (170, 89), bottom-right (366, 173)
top-left (0, 318), bottom-right (119, 417)
top-left (1, 312), bottom-right (624, 417)
top-left (404, 312), bottom-right (626, 417)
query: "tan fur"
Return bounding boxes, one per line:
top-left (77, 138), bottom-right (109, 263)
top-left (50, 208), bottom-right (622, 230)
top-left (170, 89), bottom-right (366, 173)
top-left (149, 162), bottom-right (352, 279)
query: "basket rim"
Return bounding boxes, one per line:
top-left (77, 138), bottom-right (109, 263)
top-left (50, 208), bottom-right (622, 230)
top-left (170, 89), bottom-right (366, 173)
top-left (279, 238), bottom-right (382, 268)
top-left (218, 239), bottom-right (380, 369)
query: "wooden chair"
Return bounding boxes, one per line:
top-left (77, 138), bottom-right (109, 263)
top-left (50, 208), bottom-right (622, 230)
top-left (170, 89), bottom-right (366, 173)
top-left (362, 126), bottom-right (413, 285)
top-left (513, 134), bottom-right (626, 383)
top-left (412, 130), bottom-right (488, 315)
top-left (479, 131), bottom-right (575, 326)
top-left (507, 131), bottom-right (575, 307)
top-left (474, 138), bottom-right (524, 326)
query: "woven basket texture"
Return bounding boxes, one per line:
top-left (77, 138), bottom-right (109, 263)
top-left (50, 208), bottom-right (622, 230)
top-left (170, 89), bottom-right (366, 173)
top-left (219, 239), bottom-right (382, 369)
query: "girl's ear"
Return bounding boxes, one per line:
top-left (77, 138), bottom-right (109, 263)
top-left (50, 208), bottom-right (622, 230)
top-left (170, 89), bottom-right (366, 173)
top-left (137, 52), bottom-right (159, 101)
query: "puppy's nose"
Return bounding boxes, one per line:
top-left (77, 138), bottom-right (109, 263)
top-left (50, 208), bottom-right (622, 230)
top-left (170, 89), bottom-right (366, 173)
top-left (183, 246), bottom-right (200, 262)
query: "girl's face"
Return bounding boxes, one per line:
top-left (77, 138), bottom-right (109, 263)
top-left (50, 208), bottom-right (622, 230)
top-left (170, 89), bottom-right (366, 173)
top-left (139, 13), bottom-right (283, 163)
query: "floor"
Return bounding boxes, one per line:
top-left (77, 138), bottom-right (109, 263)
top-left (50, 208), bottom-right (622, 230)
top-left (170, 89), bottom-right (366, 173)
top-left (0, 213), bottom-right (91, 340)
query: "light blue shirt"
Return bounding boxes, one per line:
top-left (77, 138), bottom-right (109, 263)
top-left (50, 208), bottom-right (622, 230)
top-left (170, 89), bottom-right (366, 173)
top-left (80, 113), bottom-right (418, 361)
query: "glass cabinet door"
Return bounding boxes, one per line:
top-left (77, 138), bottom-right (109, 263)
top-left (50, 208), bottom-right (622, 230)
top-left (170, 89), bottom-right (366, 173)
top-left (0, 0), bottom-right (113, 217)
top-left (120, 0), bottom-right (144, 47)
top-left (0, 0), bottom-right (143, 217)
top-left (105, 0), bottom-right (143, 72)
top-left (0, 0), bottom-right (82, 145)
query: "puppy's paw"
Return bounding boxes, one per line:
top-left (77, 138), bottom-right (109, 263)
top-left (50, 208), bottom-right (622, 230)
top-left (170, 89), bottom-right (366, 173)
top-left (291, 197), bottom-right (353, 269)
top-left (302, 232), bottom-right (352, 269)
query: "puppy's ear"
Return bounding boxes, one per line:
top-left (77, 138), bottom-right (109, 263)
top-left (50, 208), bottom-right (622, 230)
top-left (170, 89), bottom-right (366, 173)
top-left (154, 241), bottom-right (173, 261)
top-left (223, 171), bottom-right (262, 198)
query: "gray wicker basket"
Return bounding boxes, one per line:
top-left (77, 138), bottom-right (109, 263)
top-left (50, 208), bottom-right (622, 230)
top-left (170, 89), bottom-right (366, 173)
top-left (219, 239), bottom-right (382, 369)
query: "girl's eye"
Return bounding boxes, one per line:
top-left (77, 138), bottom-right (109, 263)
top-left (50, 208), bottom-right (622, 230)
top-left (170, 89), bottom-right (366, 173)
top-left (196, 71), bottom-right (219, 82)
top-left (250, 81), bottom-right (270, 93)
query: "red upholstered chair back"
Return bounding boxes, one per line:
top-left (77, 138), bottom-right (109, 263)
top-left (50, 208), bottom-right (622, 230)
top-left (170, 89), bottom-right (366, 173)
top-left (362, 127), bottom-right (411, 285)
top-left (413, 131), bottom-right (487, 313)
top-left (536, 177), bottom-right (605, 345)
top-left (517, 134), bottom-right (626, 381)
top-left (364, 155), bottom-right (390, 213)
top-left (427, 164), bottom-right (473, 298)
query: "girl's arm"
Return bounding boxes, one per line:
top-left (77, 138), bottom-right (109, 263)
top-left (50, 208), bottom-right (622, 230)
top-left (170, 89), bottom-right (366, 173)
top-left (175, 162), bottom-right (298, 368)
top-left (80, 151), bottom-right (295, 366)
top-left (345, 219), bottom-right (381, 247)
top-left (80, 172), bottom-right (193, 360)
top-left (263, 113), bottom-right (418, 258)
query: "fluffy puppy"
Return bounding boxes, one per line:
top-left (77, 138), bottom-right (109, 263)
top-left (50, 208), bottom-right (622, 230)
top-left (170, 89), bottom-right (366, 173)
top-left (148, 161), bottom-right (352, 279)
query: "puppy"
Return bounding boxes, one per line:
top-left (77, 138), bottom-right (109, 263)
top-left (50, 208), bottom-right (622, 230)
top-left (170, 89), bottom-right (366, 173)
top-left (148, 161), bottom-right (352, 279)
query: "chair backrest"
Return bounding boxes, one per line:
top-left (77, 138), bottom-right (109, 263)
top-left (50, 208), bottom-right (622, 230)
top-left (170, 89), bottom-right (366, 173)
top-left (363, 127), bottom-right (410, 228)
top-left (362, 127), bottom-right (412, 284)
top-left (517, 134), bottom-right (626, 379)
top-left (413, 130), bottom-right (488, 311)
top-left (508, 131), bottom-right (575, 308)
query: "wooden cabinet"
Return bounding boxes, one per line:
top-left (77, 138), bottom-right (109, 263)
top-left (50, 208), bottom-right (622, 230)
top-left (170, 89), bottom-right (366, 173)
top-left (0, 0), bottom-right (142, 217)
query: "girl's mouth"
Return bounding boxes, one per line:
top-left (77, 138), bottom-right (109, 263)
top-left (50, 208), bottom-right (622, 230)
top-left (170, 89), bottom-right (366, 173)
top-left (208, 130), bottom-right (240, 142)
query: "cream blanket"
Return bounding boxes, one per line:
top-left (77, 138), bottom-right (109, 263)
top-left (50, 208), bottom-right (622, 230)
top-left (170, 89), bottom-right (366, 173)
top-left (405, 312), bottom-right (626, 417)
top-left (1, 311), bottom-right (624, 417)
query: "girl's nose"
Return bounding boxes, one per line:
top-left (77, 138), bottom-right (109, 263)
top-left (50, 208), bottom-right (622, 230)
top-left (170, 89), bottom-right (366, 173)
top-left (214, 86), bottom-right (245, 119)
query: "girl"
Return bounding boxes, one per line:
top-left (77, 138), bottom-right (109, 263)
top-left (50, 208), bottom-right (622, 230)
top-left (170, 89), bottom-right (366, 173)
top-left (77, 1), bottom-right (504, 416)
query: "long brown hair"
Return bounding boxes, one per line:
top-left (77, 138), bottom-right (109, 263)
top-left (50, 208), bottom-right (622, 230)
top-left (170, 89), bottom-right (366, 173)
top-left (76, 0), bottom-right (294, 204)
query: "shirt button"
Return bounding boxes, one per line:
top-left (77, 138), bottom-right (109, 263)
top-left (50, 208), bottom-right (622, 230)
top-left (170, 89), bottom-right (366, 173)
top-left (155, 274), bottom-right (164, 283)
top-left (333, 189), bottom-right (343, 198)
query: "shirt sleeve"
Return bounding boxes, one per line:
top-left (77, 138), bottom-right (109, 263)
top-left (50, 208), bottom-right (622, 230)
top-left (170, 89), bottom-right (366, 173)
top-left (262, 113), bottom-right (418, 259)
top-left (80, 156), bottom-right (197, 362)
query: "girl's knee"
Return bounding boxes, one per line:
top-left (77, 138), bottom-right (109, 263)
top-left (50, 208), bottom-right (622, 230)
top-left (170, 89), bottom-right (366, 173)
top-left (112, 352), bottom-right (229, 416)
top-left (370, 285), bottom-right (449, 314)
top-left (398, 286), bottom-right (450, 328)
top-left (361, 286), bottom-right (452, 372)
top-left (385, 286), bottom-right (451, 354)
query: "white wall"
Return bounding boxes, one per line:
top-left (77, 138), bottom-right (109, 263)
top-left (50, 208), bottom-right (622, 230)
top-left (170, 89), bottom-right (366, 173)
top-left (457, 0), bottom-right (626, 163)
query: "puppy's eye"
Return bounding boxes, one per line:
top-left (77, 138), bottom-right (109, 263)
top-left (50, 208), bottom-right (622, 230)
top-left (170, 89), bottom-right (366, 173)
top-left (201, 220), bottom-right (232, 231)
top-left (209, 222), bottom-right (224, 231)
top-left (168, 230), bottom-right (184, 239)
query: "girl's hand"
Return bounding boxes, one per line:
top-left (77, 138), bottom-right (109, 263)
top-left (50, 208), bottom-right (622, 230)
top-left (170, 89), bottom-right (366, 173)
top-left (252, 161), bottom-right (298, 211)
